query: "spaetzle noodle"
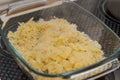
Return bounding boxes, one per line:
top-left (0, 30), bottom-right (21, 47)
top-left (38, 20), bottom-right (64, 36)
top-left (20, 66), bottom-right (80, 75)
top-left (8, 18), bottom-right (104, 75)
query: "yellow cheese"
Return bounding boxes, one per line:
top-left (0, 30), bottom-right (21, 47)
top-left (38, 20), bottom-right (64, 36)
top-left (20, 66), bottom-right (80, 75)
top-left (8, 18), bottom-right (104, 75)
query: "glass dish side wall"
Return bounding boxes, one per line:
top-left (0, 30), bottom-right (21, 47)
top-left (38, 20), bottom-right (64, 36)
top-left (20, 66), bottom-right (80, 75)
top-left (0, 2), bottom-right (120, 80)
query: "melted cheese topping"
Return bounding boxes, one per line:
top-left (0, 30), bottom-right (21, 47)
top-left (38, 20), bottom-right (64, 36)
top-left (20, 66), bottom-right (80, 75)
top-left (8, 18), bottom-right (104, 74)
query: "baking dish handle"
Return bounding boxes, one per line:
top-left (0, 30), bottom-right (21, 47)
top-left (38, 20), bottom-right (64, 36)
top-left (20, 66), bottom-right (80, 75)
top-left (68, 47), bottom-right (120, 80)
top-left (69, 58), bottom-right (120, 80)
top-left (0, 0), bottom-right (77, 16)
top-left (69, 47), bottom-right (120, 80)
top-left (3, 0), bottom-right (75, 16)
top-left (0, 0), bottom-right (45, 15)
top-left (7, 0), bottom-right (48, 15)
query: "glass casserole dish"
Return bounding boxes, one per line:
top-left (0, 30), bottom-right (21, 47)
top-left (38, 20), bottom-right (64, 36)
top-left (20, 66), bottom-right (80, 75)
top-left (0, 0), bottom-right (120, 80)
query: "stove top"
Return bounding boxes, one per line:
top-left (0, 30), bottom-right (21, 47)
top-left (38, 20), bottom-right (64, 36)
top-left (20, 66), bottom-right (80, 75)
top-left (0, 0), bottom-right (120, 80)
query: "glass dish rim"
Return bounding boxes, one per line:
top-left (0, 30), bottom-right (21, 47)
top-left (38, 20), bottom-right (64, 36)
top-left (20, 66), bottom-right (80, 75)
top-left (0, 1), bottom-right (120, 78)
